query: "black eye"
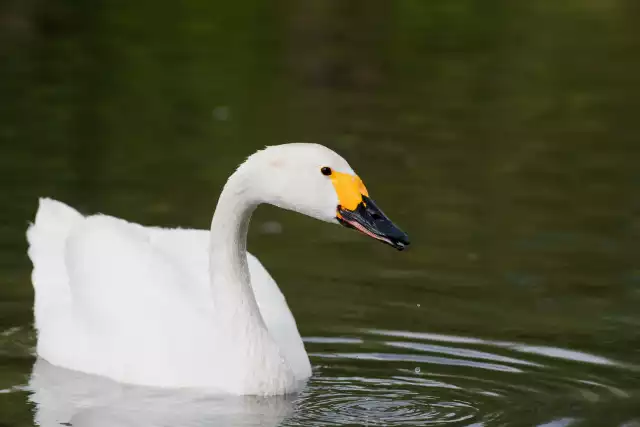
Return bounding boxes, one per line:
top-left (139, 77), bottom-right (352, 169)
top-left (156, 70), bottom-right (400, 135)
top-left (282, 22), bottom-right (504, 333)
top-left (321, 166), bottom-right (332, 176)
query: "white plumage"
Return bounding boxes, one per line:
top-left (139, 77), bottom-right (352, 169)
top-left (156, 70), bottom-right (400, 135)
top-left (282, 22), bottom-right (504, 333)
top-left (27, 143), bottom-right (361, 395)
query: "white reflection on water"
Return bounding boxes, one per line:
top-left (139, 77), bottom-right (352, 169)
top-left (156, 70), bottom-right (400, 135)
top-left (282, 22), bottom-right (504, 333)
top-left (28, 359), bottom-right (294, 427)
top-left (311, 351), bottom-right (525, 373)
top-left (385, 341), bottom-right (543, 367)
top-left (536, 417), bottom-right (579, 427)
top-left (366, 329), bottom-right (631, 368)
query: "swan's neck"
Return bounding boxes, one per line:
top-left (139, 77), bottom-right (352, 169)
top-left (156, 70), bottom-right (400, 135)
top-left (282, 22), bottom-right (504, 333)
top-left (208, 168), bottom-right (297, 394)
top-left (208, 173), bottom-right (262, 329)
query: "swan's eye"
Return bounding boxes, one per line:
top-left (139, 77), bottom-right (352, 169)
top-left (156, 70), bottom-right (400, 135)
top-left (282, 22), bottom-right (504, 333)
top-left (321, 166), bottom-right (332, 176)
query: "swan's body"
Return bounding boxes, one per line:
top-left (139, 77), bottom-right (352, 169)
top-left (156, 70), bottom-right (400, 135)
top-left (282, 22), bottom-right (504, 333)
top-left (28, 198), bottom-right (310, 394)
top-left (27, 143), bottom-right (408, 395)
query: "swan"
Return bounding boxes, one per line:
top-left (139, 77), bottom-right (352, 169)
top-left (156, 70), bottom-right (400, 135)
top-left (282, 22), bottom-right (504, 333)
top-left (27, 143), bottom-right (409, 395)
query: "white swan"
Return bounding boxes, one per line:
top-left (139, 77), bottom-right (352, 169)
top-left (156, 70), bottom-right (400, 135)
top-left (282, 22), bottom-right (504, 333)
top-left (27, 143), bottom-right (409, 395)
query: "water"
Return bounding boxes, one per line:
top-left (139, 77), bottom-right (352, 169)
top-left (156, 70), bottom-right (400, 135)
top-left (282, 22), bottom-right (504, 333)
top-left (2, 328), bottom-right (638, 426)
top-left (1, 0), bottom-right (640, 425)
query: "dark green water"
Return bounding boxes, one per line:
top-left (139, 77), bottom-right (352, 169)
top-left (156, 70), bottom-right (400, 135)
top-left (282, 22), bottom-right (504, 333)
top-left (1, 1), bottom-right (640, 425)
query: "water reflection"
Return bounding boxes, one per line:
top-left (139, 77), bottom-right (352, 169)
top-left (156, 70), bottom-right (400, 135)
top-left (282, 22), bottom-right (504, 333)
top-left (366, 329), bottom-right (634, 369)
top-left (29, 360), bottom-right (294, 427)
top-left (25, 327), bottom-right (637, 426)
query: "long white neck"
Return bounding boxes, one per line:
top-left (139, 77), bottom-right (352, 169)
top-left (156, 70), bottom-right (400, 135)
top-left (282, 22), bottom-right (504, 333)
top-left (208, 171), bottom-right (264, 330)
top-left (208, 167), bottom-right (298, 394)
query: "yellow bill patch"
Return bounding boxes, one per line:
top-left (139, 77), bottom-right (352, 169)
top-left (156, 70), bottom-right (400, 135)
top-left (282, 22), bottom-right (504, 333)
top-left (330, 171), bottom-right (369, 211)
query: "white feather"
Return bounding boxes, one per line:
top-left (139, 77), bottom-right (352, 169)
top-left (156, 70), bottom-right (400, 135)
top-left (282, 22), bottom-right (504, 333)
top-left (27, 143), bottom-right (358, 395)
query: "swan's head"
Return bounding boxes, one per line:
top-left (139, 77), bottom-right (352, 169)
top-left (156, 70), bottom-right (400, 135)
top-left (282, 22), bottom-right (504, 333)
top-left (239, 143), bottom-right (409, 250)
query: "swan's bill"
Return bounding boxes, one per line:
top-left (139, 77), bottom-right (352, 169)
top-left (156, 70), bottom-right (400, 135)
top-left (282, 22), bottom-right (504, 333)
top-left (329, 171), bottom-right (370, 211)
top-left (336, 195), bottom-right (410, 251)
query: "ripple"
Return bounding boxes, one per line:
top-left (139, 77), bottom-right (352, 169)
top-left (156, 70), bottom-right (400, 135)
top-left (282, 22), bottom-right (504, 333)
top-left (384, 341), bottom-right (543, 367)
top-left (311, 351), bottom-right (526, 373)
top-left (293, 376), bottom-right (480, 426)
top-left (287, 329), bottom-right (640, 426)
top-left (366, 329), bottom-right (635, 369)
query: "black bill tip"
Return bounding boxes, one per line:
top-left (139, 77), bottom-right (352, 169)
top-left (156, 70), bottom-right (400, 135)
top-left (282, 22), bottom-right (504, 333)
top-left (337, 195), bottom-right (410, 251)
